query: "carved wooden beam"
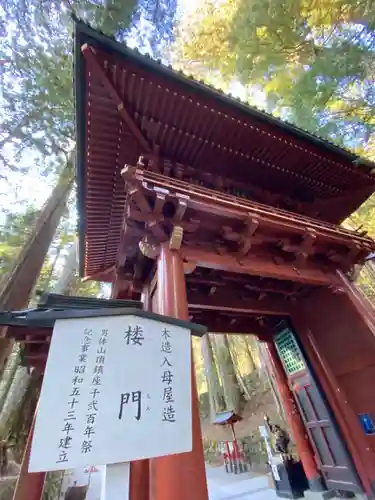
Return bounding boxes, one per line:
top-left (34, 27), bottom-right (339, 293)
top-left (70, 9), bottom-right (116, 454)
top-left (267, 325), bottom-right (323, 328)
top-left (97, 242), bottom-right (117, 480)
top-left (123, 166), bottom-right (374, 252)
top-left (189, 312), bottom-right (268, 335)
top-left (181, 247), bottom-right (339, 287)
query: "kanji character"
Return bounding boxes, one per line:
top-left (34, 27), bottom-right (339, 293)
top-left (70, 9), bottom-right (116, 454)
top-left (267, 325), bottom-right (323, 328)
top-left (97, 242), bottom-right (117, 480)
top-left (68, 398), bottom-right (79, 410)
top-left (90, 388), bottom-right (100, 398)
top-left (92, 375), bottom-right (101, 386)
top-left (161, 370), bottom-right (173, 385)
top-left (162, 328), bottom-right (171, 340)
top-left (56, 451), bottom-right (68, 463)
top-left (163, 386), bottom-right (174, 404)
top-left (69, 387), bottom-right (80, 397)
top-left (81, 343), bottom-right (90, 353)
top-left (86, 413), bottom-right (96, 425)
top-left (124, 325), bottom-right (144, 346)
top-left (64, 411), bottom-right (76, 421)
top-left (84, 426), bottom-right (95, 439)
top-left (88, 400), bottom-right (99, 412)
top-left (161, 341), bottom-right (172, 354)
top-left (93, 365), bottom-right (103, 375)
top-left (161, 356), bottom-right (172, 367)
top-left (59, 435), bottom-right (72, 449)
top-left (162, 405), bottom-right (176, 422)
top-left (119, 390), bottom-right (142, 421)
top-left (62, 422), bottom-right (74, 434)
top-left (81, 440), bottom-right (92, 454)
top-left (78, 354), bottom-right (87, 363)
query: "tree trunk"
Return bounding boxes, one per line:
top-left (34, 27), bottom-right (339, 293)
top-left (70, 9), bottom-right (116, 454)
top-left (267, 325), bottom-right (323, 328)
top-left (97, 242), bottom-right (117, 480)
top-left (0, 367), bottom-right (31, 441)
top-left (0, 345), bottom-right (20, 415)
top-left (245, 335), bottom-right (257, 373)
top-left (258, 342), bottom-right (285, 420)
top-left (200, 334), bottom-right (222, 421)
top-left (213, 335), bottom-right (242, 413)
top-left (54, 240), bottom-right (78, 295)
top-left (226, 336), bottom-right (252, 401)
top-left (0, 154), bottom-right (74, 376)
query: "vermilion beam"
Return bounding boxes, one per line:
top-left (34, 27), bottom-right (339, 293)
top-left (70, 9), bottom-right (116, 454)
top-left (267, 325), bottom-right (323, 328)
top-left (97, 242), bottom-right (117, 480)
top-left (181, 247), bottom-right (338, 287)
top-left (188, 294), bottom-right (291, 316)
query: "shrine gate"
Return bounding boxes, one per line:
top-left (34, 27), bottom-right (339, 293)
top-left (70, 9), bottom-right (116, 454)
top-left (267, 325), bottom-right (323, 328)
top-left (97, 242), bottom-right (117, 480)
top-left (9, 18), bottom-right (375, 500)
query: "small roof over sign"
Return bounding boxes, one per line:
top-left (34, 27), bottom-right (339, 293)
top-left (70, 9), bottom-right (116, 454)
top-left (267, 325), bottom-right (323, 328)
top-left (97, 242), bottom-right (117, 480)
top-left (0, 307), bottom-right (206, 337)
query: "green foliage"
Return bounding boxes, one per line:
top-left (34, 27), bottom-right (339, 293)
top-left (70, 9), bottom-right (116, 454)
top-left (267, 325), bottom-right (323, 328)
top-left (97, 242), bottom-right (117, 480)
top-left (42, 471), bottom-right (64, 500)
top-left (175, 0), bottom-right (375, 150)
top-left (0, 209), bottom-right (39, 279)
top-left (0, 0), bottom-right (138, 173)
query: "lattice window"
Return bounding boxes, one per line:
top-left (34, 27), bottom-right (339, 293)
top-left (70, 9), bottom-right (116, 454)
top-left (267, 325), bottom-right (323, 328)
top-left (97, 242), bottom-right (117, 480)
top-left (275, 328), bottom-right (305, 375)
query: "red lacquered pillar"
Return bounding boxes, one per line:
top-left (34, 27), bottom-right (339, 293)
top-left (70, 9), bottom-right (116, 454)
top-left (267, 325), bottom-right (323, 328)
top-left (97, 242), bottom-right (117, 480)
top-left (129, 459), bottom-right (150, 500)
top-left (263, 340), bottom-right (324, 491)
top-left (150, 244), bottom-right (209, 500)
top-left (12, 418), bottom-right (46, 500)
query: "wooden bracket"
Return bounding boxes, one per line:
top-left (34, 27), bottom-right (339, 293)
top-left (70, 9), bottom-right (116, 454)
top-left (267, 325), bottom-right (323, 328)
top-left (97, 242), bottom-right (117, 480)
top-left (169, 226), bottom-right (184, 250)
top-left (238, 215), bottom-right (260, 259)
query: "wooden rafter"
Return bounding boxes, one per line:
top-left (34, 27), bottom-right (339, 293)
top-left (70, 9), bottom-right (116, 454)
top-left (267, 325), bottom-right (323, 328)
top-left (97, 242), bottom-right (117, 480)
top-left (81, 44), bottom-right (152, 154)
top-left (141, 119), bottom-right (341, 195)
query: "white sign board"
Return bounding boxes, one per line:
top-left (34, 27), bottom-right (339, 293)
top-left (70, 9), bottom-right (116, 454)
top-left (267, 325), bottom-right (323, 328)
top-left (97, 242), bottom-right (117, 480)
top-left (259, 425), bottom-right (268, 439)
top-left (29, 314), bottom-right (192, 472)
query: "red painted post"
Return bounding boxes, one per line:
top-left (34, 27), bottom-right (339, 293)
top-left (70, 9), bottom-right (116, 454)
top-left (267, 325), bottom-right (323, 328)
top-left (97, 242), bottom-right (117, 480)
top-left (12, 418), bottom-right (46, 500)
top-left (129, 460), bottom-right (150, 500)
top-left (264, 340), bottom-right (324, 491)
top-left (150, 244), bottom-right (209, 500)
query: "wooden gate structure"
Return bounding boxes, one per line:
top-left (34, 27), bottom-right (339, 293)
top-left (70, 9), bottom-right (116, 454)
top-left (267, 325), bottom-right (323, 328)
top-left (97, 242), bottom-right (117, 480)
top-left (6, 18), bottom-right (375, 500)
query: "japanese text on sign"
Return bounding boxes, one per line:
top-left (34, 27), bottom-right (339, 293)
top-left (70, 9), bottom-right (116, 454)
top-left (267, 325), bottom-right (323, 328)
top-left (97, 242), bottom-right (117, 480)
top-left (29, 315), bottom-right (192, 472)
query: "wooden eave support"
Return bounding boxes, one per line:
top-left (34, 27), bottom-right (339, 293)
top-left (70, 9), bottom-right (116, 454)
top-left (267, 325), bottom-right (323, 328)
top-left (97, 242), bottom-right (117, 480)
top-left (181, 247), bottom-right (339, 287)
top-left (188, 294), bottom-right (290, 316)
top-left (122, 166), bottom-right (374, 253)
top-left (139, 121), bottom-right (339, 197)
top-left (81, 44), bottom-right (152, 154)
